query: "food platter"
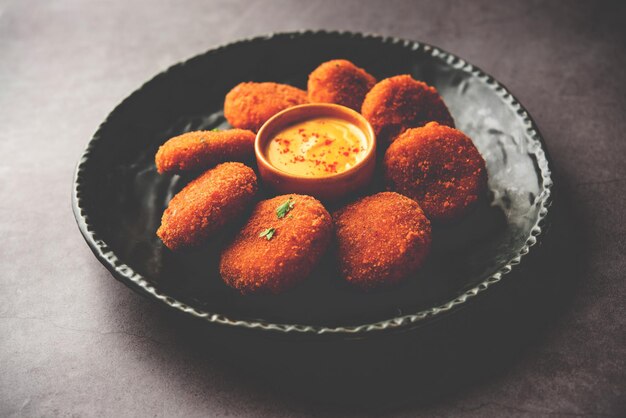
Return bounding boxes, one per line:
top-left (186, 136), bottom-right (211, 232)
top-left (72, 31), bottom-right (553, 336)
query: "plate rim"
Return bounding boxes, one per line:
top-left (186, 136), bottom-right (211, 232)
top-left (72, 30), bottom-right (554, 337)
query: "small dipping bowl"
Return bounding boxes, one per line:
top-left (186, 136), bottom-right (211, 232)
top-left (255, 103), bottom-right (376, 202)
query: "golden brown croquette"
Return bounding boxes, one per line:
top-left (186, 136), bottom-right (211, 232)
top-left (157, 162), bottom-right (257, 251)
top-left (383, 122), bottom-right (487, 222)
top-left (155, 129), bottom-right (256, 174)
top-left (333, 192), bottom-right (431, 290)
top-left (361, 75), bottom-right (455, 145)
top-left (224, 82), bottom-right (308, 132)
top-left (307, 59), bottom-right (376, 111)
top-left (220, 194), bottom-right (332, 294)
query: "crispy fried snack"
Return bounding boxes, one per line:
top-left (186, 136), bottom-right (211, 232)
top-left (384, 122), bottom-right (487, 222)
top-left (333, 192), bottom-right (431, 290)
top-left (157, 162), bottom-right (257, 251)
top-left (220, 194), bottom-right (332, 294)
top-left (155, 129), bottom-right (256, 174)
top-left (361, 75), bottom-right (455, 145)
top-left (224, 82), bottom-right (308, 132)
top-left (307, 59), bottom-right (376, 111)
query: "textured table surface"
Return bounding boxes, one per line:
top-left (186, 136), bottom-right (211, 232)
top-left (1, 0), bottom-right (625, 416)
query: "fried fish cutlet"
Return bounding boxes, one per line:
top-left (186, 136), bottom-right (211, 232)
top-left (361, 74), bottom-right (455, 145)
top-left (155, 129), bottom-right (256, 174)
top-left (224, 82), bottom-right (308, 132)
top-left (383, 122), bottom-right (487, 222)
top-left (333, 192), bottom-right (431, 290)
top-left (220, 194), bottom-right (332, 294)
top-left (157, 162), bottom-right (257, 251)
top-left (307, 59), bottom-right (376, 111)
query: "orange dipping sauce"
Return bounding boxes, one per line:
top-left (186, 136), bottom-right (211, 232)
top-left (265, 117), bottom-right (369, 177)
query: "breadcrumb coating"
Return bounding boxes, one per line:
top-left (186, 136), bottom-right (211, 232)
top-left (334, 192), bottom-right (431, 290)
top-left (224, 82), bottom-right (308, 132)
top-left (384, 122), bottom-right (487, 222)
top-left (155, 129), bottom-right (256, 174)
top-left (220, 194), bottom-right (332, 294)
top-left (307, 59), bottom-right (376, 111)
top-left (157, 162), bottom-right (257, 251)
top-left (361, 75), bottom-right (455, 145)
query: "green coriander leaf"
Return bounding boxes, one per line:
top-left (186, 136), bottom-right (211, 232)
top-left (211, 127), bottom-right (221, 132)
top-left (259, 227), bottom-right (276, 240)
top-left (276, 197), bottom-right (295, 219)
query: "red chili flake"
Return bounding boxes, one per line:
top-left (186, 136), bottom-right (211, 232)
top-left (324, 161), bottom-right (338, 173)
top-left (324, 139), bottom-right (333, 146)
top-left (342, 151), bottom-right (349, 157)
top-left (353, 147), bottom-right (360, 153)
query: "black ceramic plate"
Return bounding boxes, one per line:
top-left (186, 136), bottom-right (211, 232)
top-left (73, 31), bottom-right (553, 336)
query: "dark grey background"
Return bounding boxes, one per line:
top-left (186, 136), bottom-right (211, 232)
top-left (1, 0), bottom-right (624, 416)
